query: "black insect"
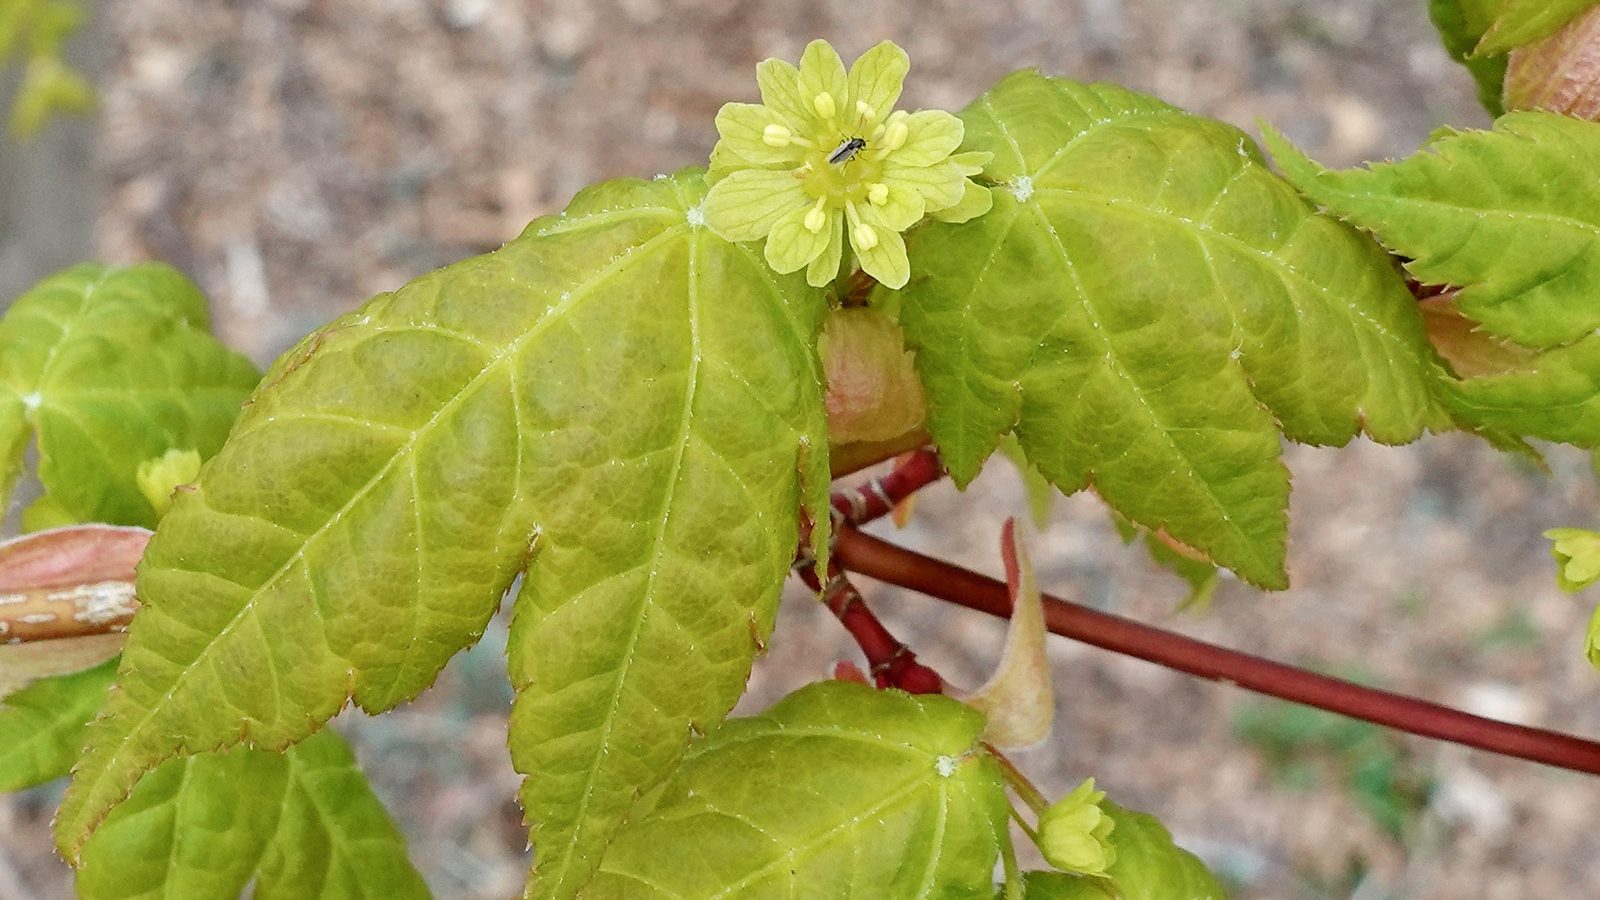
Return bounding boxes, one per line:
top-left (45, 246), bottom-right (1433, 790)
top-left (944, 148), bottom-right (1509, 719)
top-left (827, 137), bottom-right (867, 165)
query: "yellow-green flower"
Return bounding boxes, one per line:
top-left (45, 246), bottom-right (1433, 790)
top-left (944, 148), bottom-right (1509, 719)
top-left (1037, 778), bottom-right (1117, 876)
top-left (137, 448), bottom-right (202, 518)
top-left (704, 39), bottom-right (992, 289)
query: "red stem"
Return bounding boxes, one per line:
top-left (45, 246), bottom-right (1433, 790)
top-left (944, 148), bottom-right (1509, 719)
top-left (796, 561), bottom-right (943, 693)
top-left (829, 446), bottom-right (944, 526)
top-left (835, 527), bottom-right (1600, 776)
top-left (794, 447), bottom-right (949, 693)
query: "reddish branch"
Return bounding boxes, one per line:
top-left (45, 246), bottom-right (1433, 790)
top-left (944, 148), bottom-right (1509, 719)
top-left (797, 446), bottom-right (949, 693)
top-left (834, 526), bottom-right (1600, 776)
top-left (828, 446), bottom-right (944, 526)
top-left (795, 561), bottom-right (943, 693)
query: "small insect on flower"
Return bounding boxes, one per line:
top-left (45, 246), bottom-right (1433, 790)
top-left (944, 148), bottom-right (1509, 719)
top-left (827, 136), bottom-right (867, 165)
top-left (702, 39), bottom-right (994, 289)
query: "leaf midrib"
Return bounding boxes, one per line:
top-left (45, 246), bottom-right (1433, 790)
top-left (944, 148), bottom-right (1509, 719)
top-left (540, 226), bottom-right (706, 894)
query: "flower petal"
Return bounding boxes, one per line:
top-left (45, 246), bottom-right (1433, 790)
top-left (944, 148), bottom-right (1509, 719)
top-left (873, 181), bottom-right (926, 232)
top-left (708, 141), bottom-right (762, 183)
top-left (713, 102), bottom-right (808, 168)
top-left (755, 57), bottom-right (811, 129)
top-left (928, 178), bottom-right (994, 224)
top-left (806, 212), bottom-right (845, 287)
top-left (796, 39), bottom-right (849, 123)
top-left (765, 205), bottom-right (834, 274)
top-left (703, 169), bottom-right (808, 242)
top-left (950, 150), bottom-right (994, 178)
top-left (884, 157), bottom-right (966, 209)
top-left (846, 41), bottom-right (909, 128)
top-left (851, 205), bottom-right (910, 289)
top-left (891, 109), bottom-right (965, 166)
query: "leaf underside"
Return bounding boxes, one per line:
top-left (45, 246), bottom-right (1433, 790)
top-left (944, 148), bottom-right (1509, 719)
top-left (0, 657), bottom-right (117, 791)
top-left (77, 728), bottom-right (427, 900)
top-left (588, 681), bottom-right (1009, 899)
top-left (893, 71), bottom-right (1450, 588)
top-left (0, 263), bottom-right (259, 528)
top-left (57, 170), bottom-right (831, 900)
top-left (1265, 112), bottom-right (1600, 446)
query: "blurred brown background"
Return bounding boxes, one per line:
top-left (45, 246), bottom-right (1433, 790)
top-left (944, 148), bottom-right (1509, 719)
top-left (3, 2), bottom-right (1599, 898)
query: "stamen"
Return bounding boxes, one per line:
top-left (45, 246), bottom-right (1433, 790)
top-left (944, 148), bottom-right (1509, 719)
top-left (813, 91), bottom-right (837, 120)
top-left (855, 100), bottom-right (875, 127)
top-left (867, 182), bottom-right (889, 205)
top-left (762, 124), bottom-right (792, 147)
top-left (845, 200), bottom-right (879, 250)
top-left (882, 119), bottom-right (909, 153)
top-left (804, 196), bottom-right (828, 233)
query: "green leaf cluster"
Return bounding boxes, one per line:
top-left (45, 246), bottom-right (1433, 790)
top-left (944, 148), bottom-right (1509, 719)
top-left (52, 170), bottom-right (832, 900)
top-left (891, 71), bottom-right (1449, 589)
top-left (0, 263), bottom-right (423, 897)
top-left (18, 54), bottom-right (1526, 899)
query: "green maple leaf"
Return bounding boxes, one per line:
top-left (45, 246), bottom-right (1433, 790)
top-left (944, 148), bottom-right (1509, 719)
top-left (77, 728), bottom-right (427, 900)
top-left (587, 681), bottom-right (1009, 899)
top-left (55, 171), bottom-right (831, 900)
top-left (0, 263), bottom-right (259, 528)
top-left (0, 657), bottom-right (116, 791)
top-left (893, 71), bottom-right (1450, 588)
top-left (1265, 113), bottom-right (1600, 447)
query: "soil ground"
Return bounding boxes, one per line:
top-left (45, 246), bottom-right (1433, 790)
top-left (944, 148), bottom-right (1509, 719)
top-left (4, 2), bottom-right (1599, 898)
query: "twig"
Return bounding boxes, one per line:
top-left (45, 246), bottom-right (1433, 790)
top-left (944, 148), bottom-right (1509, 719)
top-left (829, 446), bottom-right (943, 527)
top-left (792, 447), bottom-right (948, 692)
top-left (796, 559), bottom-right (943, 694)
top-left (835, 526), bottom-right (1600, 777)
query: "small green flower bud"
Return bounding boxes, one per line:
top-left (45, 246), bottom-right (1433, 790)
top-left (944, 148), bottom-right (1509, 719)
top-left (1037, 778), bottom-right (1117, 876)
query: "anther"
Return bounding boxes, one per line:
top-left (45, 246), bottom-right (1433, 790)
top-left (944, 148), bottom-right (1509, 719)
top-left (804, 196), bottom-right (828, 233)
top-left (762, 124), bottom-right (792, 147)
top-left (813, 91), bottom-right (837, 119)
top-left (882, 120), bottom-right (909, 152)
